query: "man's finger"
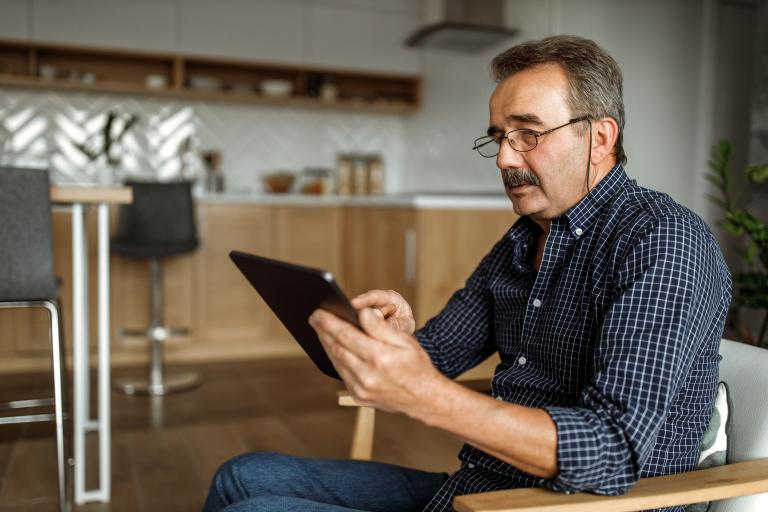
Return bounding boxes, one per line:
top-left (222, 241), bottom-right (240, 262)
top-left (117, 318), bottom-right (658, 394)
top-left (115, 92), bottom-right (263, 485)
top-left (310, 309), bottom-right (377, 361)
top-left (351, 289), bottom-right (397, 309)
top-left (358, 308), bottom-right (411, 348)
top-left (379, 303), bottom-right (397, 318)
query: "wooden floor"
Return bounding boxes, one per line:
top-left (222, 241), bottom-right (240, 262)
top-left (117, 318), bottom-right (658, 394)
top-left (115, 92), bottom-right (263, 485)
top-left (0, 357), bottom-right (463, 511)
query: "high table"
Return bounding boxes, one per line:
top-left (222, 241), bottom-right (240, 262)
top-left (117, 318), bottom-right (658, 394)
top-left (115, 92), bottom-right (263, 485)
top-left (51, 186), bottom-right (132, 505)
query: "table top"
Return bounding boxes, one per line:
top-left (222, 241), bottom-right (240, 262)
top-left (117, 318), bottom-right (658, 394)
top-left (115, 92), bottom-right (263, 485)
top-left (51, 185), bottom-right (133, 204)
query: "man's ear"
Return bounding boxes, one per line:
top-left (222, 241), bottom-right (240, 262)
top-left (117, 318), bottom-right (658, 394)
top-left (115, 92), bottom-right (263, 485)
top-left (590, 117), bottom-right (619, 166)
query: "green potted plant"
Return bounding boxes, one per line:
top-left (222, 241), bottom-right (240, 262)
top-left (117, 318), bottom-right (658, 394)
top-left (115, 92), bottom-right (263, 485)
top-left (74, 110), bottom-right (139, 185)
top-left (706, 140), bottom-right (768, 346)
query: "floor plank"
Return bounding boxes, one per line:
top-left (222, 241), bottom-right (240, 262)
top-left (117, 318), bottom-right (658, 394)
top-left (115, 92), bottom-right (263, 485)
top-left (0, 356), bottom-right (466, 511)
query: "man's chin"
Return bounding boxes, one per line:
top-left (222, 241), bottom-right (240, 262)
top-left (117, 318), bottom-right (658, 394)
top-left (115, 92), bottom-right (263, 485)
top-left (506, 187), bottom-right (546, 217)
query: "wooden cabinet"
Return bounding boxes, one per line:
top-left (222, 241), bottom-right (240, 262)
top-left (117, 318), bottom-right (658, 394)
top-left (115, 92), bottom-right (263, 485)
top-left (413, 209), bottom-right (517, 325)
top-left (272, 205), bottom-right (343, 273)
top-left (192, 203), bottom-right (342, 360)
top-left (341, 206), bottom-right (517, 326)
top-left (342, 206), bottom-right (417, 303)
top-left (0, 202), bottom-right (515, 373)
top-left (0, 38), bottom-right (421, 112)
top-left (194, 203), bottom-right (282, 357)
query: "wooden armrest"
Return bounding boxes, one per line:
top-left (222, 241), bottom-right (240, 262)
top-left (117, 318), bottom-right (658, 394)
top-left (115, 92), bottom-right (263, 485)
top-left (337, 389), bottom-right (360, 407)
top-left (453, 458), bottom-right (768, 512)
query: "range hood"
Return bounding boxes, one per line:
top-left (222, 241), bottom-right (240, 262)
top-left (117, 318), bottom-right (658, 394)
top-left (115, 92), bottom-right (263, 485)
top-left (405, 0), bottom-right (517, 53)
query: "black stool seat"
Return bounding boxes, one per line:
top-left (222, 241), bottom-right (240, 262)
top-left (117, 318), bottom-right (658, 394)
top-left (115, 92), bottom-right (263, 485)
top-left (111, 239), bottom-right (198, 259)
top-left (112, 180), bottom-right (199, 258)
top-left (111, 179), bottom-right (201, 396)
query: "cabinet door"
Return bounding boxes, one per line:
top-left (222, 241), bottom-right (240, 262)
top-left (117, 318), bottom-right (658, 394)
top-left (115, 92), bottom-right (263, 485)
top-left (195, 203), bottom-right (286, 352)
top-left (414, 209), bottom-right (517, 326)
top-left (272, 205), bottom-right (342, 275)
top-left (179, 0), bottom-right (305, 64)
top-left (342, 206), bottom-right (416, 306)
top-left (306, 1), bottom-right (422, 74)
top-left (32, 0), bottom-right (177, 52)
top-left (0, 0), bottom-right (30, 40)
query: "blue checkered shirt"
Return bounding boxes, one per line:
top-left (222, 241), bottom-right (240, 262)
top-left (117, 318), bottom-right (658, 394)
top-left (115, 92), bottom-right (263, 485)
top-left (416, 165), bottom-right (732, 512)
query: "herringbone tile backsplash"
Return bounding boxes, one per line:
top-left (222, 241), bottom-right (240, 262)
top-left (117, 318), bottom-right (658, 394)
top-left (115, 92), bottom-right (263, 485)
top-left (0, 88), bottom-right (406, 193)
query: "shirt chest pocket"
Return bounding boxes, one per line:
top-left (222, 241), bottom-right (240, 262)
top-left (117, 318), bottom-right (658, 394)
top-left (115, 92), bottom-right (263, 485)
top-left (489, 274), bottom-right (532, 359)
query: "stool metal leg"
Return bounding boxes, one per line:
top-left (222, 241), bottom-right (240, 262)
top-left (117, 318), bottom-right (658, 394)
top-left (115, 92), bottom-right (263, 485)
top-left (114, 259), bottom-right (200, 396)
top-left (46, 301), bottom-right (71, 512)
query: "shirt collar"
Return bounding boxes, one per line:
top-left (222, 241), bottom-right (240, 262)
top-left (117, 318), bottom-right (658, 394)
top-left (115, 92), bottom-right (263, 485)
top-left (503, 163), bottom-right (629, 267)
top-left (505, 216), bottom-right (538, 273)
top-left (562, 163), bottom-right (628, 239)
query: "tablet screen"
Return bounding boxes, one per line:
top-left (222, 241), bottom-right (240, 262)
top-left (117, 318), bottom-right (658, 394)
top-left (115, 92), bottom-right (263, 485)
top-left (230, 250), bottom-right (359, 379)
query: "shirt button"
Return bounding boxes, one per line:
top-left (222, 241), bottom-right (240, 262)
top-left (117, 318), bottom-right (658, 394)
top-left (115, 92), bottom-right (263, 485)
top-left (468, 463), bottom-right (476, 469)
top-left (495, 395), bottom-right (503, 401)
top-left (518, 356), bottom-right (527, 365)
top-left (574, 227), bottom-right (583, 236)
top-left (532, 298), bottom-right (542, 308)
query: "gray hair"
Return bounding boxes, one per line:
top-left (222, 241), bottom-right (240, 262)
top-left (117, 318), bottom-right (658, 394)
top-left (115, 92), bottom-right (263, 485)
top-left (491, 35), bottom-right (627, 166)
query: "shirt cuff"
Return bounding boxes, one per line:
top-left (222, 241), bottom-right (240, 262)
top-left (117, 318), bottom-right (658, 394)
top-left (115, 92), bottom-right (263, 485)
top-left (542, 405), bottom-right (633, 494)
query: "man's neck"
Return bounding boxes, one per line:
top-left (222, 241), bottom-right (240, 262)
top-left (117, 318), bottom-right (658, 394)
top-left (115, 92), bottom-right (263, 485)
top-left (532, 218), bottom-right (551, 236)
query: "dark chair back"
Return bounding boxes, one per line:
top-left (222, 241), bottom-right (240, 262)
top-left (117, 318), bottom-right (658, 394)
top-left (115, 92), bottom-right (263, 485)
top-left (0, 166), bottom-right (57, 301)
top-left (112, 180), bottom-right (199, 259)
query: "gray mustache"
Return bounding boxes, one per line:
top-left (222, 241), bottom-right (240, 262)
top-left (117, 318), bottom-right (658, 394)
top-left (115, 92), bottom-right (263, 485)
top-left (502, 168), bottom-right (541, 188)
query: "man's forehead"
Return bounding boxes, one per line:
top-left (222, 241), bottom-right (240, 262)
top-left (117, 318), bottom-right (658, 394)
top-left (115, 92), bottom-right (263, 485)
top-left (488, 64), bottom-right (570, 129)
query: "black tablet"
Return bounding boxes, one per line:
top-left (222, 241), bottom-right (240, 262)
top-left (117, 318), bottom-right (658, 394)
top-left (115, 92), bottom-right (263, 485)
top-left (229, 250), bottom-right (360, 380)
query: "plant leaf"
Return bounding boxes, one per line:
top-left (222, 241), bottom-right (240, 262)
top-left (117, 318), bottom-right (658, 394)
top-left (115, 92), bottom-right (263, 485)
top-left (705, 173), bottom-right (723, 188)
top-left (745, 243), bottom-right (757, 263)
top-left (706, 194), bottom-right (727, 210)
top-left (746, 163), bottom-right (768, 184)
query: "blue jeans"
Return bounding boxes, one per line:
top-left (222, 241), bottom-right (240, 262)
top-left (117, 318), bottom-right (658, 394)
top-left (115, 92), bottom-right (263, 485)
top-left (203, 451), bottom-right (449, 512)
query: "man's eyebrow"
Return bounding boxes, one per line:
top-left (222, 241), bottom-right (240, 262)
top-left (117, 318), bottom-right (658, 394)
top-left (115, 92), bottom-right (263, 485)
top-left (486, 114), bottom-right (545, 135)
top-left (507, 113), bottom-right (544, 125)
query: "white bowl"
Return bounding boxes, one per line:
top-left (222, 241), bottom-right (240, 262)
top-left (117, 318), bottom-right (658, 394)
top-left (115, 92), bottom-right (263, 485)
top-left (261, 79), bottom-right (293, 97)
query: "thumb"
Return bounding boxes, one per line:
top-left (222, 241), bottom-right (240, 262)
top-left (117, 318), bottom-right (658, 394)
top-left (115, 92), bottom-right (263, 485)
top-left (359, 308), bottom-right (408, 347)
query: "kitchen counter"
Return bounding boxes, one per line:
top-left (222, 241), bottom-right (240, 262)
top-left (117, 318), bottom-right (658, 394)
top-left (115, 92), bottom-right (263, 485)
top-left (197, 191), bottom-right (512, 209)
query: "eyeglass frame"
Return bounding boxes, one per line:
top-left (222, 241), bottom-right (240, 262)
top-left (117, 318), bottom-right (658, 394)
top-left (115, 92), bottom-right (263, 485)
top-left (472, 115), bottom-right (592, 158)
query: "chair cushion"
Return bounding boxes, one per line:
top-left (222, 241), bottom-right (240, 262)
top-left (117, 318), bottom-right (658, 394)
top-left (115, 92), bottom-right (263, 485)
top-left (685, 381), bottom-right (731, 512)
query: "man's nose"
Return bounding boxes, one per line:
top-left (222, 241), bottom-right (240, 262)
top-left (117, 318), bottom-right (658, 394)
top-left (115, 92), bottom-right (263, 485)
top-left (496, 139), bottom-right (525, 170)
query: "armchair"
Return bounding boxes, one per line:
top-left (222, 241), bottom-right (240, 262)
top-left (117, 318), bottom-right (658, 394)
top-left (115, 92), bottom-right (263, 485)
top-left (338, 339), bottom-right (768, 511)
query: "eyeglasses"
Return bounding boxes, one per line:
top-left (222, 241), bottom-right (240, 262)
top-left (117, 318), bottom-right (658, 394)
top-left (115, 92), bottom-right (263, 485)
top-left (472, 116), bottom-right (591, 158)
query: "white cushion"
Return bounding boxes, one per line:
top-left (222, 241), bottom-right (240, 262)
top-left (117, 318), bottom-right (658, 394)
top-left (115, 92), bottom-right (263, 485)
top-left (710, 339), bottom-right (768, 512)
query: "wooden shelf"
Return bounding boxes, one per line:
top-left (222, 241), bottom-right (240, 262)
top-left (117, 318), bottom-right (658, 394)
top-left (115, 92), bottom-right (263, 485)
top-left (0, 39), bottom-right (420, 113)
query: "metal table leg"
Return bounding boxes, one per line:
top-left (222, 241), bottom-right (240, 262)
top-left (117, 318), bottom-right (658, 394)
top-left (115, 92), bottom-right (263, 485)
top-left (71, 203), bottom-right (87, 504)
top-left (96, 203), bottom-right (111, 502)
top-left (72, 203), bottom-right (111, 504)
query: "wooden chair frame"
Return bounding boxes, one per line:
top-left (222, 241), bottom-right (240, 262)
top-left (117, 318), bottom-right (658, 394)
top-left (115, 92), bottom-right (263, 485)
top-left (338, 385), bottom-right (768, 511)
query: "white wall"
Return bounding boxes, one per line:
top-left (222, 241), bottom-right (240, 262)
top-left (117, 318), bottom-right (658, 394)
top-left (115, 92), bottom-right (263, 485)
top-left (3, 0), bottom-right (423, 74)
top-left (1, 0), bottom-right (747, 223)
top-left (406, 0), bottom-right (723, 223)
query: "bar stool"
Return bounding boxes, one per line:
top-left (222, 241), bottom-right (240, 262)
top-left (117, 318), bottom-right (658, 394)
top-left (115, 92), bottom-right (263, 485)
top-left (0, 166), bottom-right (70, 512)
top-left (111, 180), bottom-right (200, 395)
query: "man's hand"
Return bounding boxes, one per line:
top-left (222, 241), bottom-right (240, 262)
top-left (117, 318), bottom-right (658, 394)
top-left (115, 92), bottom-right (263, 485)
top-left (309, 307), bottom-right (443, 416)
top-left (351, 289), bottom-right (416, 335)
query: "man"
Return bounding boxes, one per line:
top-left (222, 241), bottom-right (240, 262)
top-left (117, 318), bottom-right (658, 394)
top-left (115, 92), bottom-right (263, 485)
top-left (204, 35), bottom-right (731, 512)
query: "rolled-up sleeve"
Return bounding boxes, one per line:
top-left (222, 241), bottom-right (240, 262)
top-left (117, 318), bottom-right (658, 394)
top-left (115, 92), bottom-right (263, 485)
top-left (542, 216), bottom-right (729, 494)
